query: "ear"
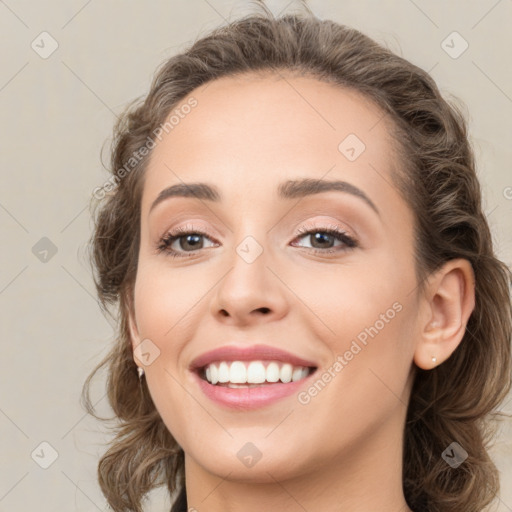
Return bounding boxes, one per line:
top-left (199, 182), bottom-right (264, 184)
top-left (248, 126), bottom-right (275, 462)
top-left (414, 258), bottom-right (476, 370)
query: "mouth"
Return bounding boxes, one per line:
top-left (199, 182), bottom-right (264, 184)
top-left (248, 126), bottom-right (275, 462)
top-left (197, 360), bottom-right (317, 388)
top-left (189, 344), bottom-right (319, 408)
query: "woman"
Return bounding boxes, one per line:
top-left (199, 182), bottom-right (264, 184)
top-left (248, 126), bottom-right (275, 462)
top-left (82, 7), bottom-right (512, 512)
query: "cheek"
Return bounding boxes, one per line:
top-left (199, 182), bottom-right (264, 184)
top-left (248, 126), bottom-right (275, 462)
top-left (291, 253), bottom-right (415, 405)
top-left (295, 305), bottom-right (414, 453)
top-left (131, 264), bottom-right (191, 408)
top-left (289, 252), bottom-right (410, 341)
top-left (132, 266), bottom-right (195, 439)
top-left (133, 261), bottom-right (203, 342)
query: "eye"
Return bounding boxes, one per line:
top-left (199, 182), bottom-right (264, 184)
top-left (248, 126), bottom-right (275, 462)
top-left (291, 224), bottom-right (358, 254)
top-left (156, 224), bottom-right (218, 258)
top-left (156, 223), bottom-right (358, 258)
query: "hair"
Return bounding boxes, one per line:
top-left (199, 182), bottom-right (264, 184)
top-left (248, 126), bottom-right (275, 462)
top-left (82, 5), bottom-right (512, 512)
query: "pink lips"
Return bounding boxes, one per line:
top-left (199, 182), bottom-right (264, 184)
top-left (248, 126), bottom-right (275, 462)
top-left (189, 344), bottom-right (318, 370)
top-left (189, 344), bottom-right (318, 410)
top-left (192, 373), bottom-right (315, 409)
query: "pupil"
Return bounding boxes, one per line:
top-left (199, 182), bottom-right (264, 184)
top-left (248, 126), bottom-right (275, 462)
top-left (183, 234), bottom-right (201, 250)
top-left (313, 233), bottom-right (332, 248)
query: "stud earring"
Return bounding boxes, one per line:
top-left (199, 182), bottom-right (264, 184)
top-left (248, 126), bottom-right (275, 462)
top-left (432, 356), bottom-right (437, 364)
top-left (137, 367), bottom-right (145, 380)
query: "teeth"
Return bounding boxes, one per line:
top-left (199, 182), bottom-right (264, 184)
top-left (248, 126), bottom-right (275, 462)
top-left (230, 361), bottom-right (247, 383)
top-left (280, 363), bottom-right (293, 383)
top-left (292, 367), bottom-right (303, 382)
top-left (210, 364), bottom-right (218, 385)
top-left (266, 362), bottom-right (280, 382)
top-left (218, 362), bottom-right (230, 383)
top-left (202, 360), bottom-right (312, 385)
top-left (247, 361), bottom-right (266, 383)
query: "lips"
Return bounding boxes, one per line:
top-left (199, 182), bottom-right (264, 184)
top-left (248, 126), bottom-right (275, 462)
top-left (189, 343), bottom-right (318, 371)
top-left (188, 344), bottom-right (319, 409)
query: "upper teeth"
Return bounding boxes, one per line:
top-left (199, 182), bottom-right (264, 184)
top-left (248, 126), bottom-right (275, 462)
top-left (204, 360), bottom-right (311, 385)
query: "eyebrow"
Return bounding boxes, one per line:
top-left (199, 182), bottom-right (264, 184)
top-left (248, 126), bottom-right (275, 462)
top-left (149, 178), bottom-right (380, 216)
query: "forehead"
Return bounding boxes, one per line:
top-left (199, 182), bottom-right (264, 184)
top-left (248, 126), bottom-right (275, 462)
top-left (141, 72), bottom-right (403, 217)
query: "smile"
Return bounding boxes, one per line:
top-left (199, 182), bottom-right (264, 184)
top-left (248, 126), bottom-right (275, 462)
top-left (202, 360), bottom-right (314, 387)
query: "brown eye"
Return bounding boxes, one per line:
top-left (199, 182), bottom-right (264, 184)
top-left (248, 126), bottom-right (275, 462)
top-left (157, 226), bottom-right (218, 257)
top-left (292, 226), bottom-right (358, 253)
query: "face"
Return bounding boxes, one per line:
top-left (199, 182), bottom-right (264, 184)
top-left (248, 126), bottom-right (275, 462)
top-left (129, 72), bottom-right (422, 483)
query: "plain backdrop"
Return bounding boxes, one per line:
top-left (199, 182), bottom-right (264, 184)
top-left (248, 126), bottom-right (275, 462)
top-left (1, 1), bottom-right (511, 510)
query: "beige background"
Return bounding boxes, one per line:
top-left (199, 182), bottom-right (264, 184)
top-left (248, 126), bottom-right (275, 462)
top-left (1, 0), bottom-right (511, 510)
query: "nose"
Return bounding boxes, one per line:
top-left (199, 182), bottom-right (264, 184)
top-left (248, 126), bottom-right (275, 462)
top-left (210, 234), bottom-right (288, 326)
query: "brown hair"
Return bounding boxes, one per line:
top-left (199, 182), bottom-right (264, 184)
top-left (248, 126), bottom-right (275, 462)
top-left (82, 6), bottom-right (512, 512)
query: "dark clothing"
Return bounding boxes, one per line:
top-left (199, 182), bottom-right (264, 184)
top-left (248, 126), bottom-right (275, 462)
top-left (170, 486), bottom-right (187, 512)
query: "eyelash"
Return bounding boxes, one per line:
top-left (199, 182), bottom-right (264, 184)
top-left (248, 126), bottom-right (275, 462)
top-left (156, 223), bottom-right (358, 259)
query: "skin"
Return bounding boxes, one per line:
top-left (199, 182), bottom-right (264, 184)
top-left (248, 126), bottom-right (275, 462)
top-left (128, 72), bottom-right (475, 512)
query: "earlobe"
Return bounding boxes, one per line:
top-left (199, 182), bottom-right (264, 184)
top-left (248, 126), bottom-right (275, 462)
top-left (413, 258), bottom-right (475, 370)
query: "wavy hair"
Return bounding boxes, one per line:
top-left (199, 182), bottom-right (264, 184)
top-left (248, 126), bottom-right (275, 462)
top-left (82, 6), bottom-right (512, 512)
